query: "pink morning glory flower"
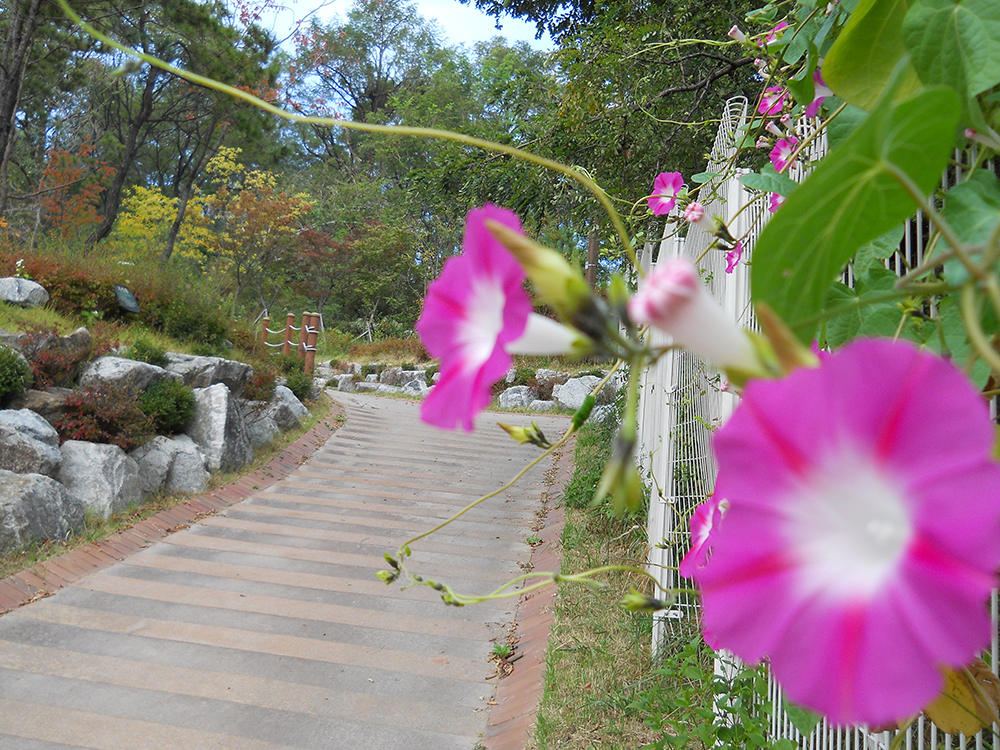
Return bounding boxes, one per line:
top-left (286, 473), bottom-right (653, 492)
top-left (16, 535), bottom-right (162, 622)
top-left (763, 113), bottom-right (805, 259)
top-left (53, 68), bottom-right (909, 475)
top-left (683, 201), bottom-right (714, 231)
top-left (724, 241), bottom-right (742, 274)
top-left (694, 338), bottom-right (1000, 727)
top-left (770, 136), bottom-right (799, 172)
top-left (760, 20), bottom-right (789, 46)
top-left (769, 192), bottom-right (786, 213)
top-left (679, 495), bottom-right (729, 578)
top-left (627, 257), bottom-right (759, 373)
top-left (648, 172), bottom-right (684, 216)
top-left (805, 69), bottom-right (832, 119)
top-left (758, 86), bottom-right (786, 116)
top-left (728, 25), bottom-right (747, 43)
top-left (416, 204), bottom-right (532, 431)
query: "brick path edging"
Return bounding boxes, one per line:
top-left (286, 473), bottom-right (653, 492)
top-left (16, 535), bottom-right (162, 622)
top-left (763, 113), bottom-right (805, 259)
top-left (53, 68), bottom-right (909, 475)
top-left (0, 399), bottom-right (343, 616)
top-left (484, 437), bottom-right (575, 750)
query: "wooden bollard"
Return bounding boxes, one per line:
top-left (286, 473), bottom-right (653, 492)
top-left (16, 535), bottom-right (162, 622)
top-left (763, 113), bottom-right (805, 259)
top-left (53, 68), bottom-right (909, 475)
top-left (305, 312), bottom-right (319, 375)
top-left (298, 310), bottom-right (310, 358)
top-left (282, 313), bottom-right (295, 356)
top-left (260, 316), bottom-right (270, 348)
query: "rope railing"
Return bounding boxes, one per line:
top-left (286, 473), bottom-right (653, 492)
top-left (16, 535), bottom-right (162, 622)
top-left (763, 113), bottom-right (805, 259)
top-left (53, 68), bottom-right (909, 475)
top-left (259, 311), bottom-right (321, 374)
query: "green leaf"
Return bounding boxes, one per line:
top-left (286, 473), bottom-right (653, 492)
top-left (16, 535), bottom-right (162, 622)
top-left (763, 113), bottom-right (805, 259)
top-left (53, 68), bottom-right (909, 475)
top-left (692, 171), bottom-right (720, 184)
top-left (822, 282), bottom-right (862, 347)
top-left (825, 99), bottom-right (869, 149)
top-left (782, 698), bottom-right (822, 735)
top-left (941, 170), bottom-right (1000, 285)
top-left (824, 0), bottom-right (924, 110)
top-left (943, 169), bottom-right (1000, 245)
top-left (751, 85), bottom-right (960, 341)
top-left (902, 0), bottom-right (1000, 100)
top-left (935, 296), bottom-right (992, 386)
top-left (856, 224), bottom-right (906, 266)
top-left (739, 166), bottom-right (799, 196)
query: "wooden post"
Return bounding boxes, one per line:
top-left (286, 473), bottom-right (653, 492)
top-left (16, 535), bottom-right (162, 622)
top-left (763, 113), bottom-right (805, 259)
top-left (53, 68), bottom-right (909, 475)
top-left (282, 313), bottom-right (295, 356)
top-left (298, 310), bottom-right (310, 358)
top-left (260, 316), bottom-right (270, 348)
top-left (304, 312), bottom-right (319, 375)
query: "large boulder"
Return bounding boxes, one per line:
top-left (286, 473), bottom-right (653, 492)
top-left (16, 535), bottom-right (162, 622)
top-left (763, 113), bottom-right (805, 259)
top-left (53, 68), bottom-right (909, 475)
top-left (265, 385), bottom-right (309, 430)
top-left (59, 441), bottom-right (141, 518)
top-left (129, 436), bottom-right (177, 495)
top-left (553, 376), bottom-right (602, 411)
top-left (0, 409), bottom-right (61, 477)
top-left (534, 369), bottom-right (570, 399)
top-left (0, 470), bottom-right (85, 555)
top-left (0, 277), bottom-right (49, 308)
top-left (185, 383), bottom-right (253, 473)
top-left (164, 353), bottom-right (254, 396)
top-left (499, 385), bottom-right (538, 409)
top-left (129, 435), bottom-right (209, 496)
top-left (401, 378), bottom-right (429, 397)
top-left (79, 356), bottom-right (179, 394)
top-left (165, 435), bottom-right (210, 494)
top-left (237, 400), bottom-right (280, 448)
top-left (335, 374), bottom-right (356, 392)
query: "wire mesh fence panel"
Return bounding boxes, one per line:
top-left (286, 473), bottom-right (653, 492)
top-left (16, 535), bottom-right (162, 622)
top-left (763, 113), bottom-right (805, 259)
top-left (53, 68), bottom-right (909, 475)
top-left (637, 97), bottom-right (1000, 747)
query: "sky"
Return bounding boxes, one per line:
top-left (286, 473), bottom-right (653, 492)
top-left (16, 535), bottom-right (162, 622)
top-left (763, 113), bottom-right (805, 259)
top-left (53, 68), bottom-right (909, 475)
top-left (269, 0), bottom-right (553, 51)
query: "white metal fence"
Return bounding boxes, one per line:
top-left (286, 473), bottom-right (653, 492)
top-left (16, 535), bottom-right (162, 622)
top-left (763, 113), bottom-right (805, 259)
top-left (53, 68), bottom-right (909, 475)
top-left (637, 96), bottom-right (1000, 747)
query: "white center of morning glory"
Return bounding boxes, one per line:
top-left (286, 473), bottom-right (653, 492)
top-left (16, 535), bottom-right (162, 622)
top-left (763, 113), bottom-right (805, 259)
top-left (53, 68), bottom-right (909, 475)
top-left (785, 448), bottom-right (913, 601)
top-left (458, 277), bottom-right (505, 369)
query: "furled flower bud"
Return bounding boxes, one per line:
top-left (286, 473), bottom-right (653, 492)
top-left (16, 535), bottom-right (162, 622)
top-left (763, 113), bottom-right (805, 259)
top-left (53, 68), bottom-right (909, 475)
top-left (498, 421), bottom-right (552, 449)
top-left (628, 258), bottom-right (762, 375)
top-left (727, 25), bottom-right (747, 43)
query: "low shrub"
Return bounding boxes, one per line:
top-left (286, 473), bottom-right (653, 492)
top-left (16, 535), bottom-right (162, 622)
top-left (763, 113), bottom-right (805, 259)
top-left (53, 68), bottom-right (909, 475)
top-left (0, 345), bottom-right (31, 404)
top-left (243, 361), bottom-right (277, 402)
top-left (284, 368), bottom-right (313, 402)
top-left (274, 353), bottom-right (305, 374)
top-left (424, 364), bottom-right (438, 386)
top-left (139, 379), bottom-right (195, 434)
top-left (56, 382), bottom-right (151, 451)
top-left (123, 335), bottom-right (168, 367)
top-left (18, 328), bottom-right (75, 389)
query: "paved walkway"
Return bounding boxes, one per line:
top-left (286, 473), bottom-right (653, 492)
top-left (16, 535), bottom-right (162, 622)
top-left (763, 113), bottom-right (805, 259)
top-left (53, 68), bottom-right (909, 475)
top-left (0, 392), bottom-right (571, 749)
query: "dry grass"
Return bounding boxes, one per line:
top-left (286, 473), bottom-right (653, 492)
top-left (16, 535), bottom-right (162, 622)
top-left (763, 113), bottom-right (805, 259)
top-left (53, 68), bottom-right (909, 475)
top-left (529, 506), bottom-right (660, 749)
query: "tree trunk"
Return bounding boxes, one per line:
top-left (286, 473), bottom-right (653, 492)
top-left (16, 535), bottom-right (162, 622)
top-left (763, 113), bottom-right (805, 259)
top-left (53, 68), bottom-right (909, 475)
top-left (87, 65), bottom-right (161, 247)
top-left (0, 0), bottom-right (44, 216)
top-left (161, 122), bottom-right (227, 264)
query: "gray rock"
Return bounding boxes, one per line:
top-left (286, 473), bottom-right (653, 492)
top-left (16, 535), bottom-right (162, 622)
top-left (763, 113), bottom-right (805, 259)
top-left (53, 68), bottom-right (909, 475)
top-left (8, 388), bottom-right (73, 427)
top-left (0, 470), bottom-right (85, 555)
top-left (375, 383), bottom-right (402, 394)
top-left (59, 441), bottom-right (141, 518)
top-left (499, 385), bottom-right (538, 409)
top-left (0, 408), bottom-right (58, 446)
top-left (379, 366), bottom-right (403, 385)
top-left (165, 435), bottom-right (210, 494)
top-left (238, 400), bottom-right (281, 448)
top-left (591, 405), bottom-right (617, 425)
top-left (401, 379), bottom-right (429, 397)
top-left (529, 399), bottom-right (557, 412)
top-left (310, 377), bottom-right (326, 400)
top-left (79, 356), bottom-right (180, 394)
top-left (265, 386), bottom-right (309, 431)
top-left (535, 369), bottom-right (570, 389)
top-left (553, 376), bottom-right (602, 411)
top-left (185, 383), bottom-right (254, 473)
top-left (354, 381), bottom-right (380, 393)
top-left (365, 373), bottom-right (378, 382)
top-left (0, 416), bottom-right (62, 477)
top-left (0, 277), bottom-right (49, 307)
top-left (336, 374), bottom-right (356, 392)
top-left (129, 436), bottom-right (176, 495)
top-left (163, 353), bottom-right (254, 395)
